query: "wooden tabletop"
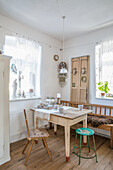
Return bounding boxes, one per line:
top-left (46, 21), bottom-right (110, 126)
top-left (31, 106), bottom-right (92, 120)
top-left (51, 108), bottom-right (92, 119)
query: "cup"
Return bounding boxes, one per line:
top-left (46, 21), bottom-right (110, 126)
top-left (59, 107), bottom-right (64, 113)
top-left (78, 105), bottom-right (83, 111)
top-left (54, 105), bottom-right (57, 110)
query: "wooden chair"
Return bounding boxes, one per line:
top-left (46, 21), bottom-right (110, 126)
top-left (22, 109), bottom-right (52, 165)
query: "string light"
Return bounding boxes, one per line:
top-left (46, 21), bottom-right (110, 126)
top-left (0, 25), bottom-right (61, 50)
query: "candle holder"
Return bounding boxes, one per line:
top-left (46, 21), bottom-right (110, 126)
top-left (57, 98), bottom-right (61, 105)
top-left (57, 93), bottom-right (61, 105)
top-left (29, 89), bottom-right (33, 97)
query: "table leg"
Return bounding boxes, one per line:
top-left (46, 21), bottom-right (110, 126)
top-left (34, 117), bottom-right (38, 129)
top-left (110, 127), bottom-right (113, 149)
top-left (34, 116), bottom-right (38, 144)
top-left (34, 112), bottom-right (36, 129)
top-left (83, 114), bottom-right (87, 144)
top-left (49, 122), bottom-right (52, 129)
top-left (54, 124), bottom-right (57, 135)
top-left (65, 124), bottom-right (70, 162)
top-left (34, 112), bottom-right (38, 129)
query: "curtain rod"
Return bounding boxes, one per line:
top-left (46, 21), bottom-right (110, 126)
top-left (0, 25), bottom-right (62, 50)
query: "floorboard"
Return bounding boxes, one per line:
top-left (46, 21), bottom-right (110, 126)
top-left (1, 126), bottom-right (113, 170)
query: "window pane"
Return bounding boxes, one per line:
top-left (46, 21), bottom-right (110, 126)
top-left (4, 35), bottom-right (41, 99)
top-left (96, 40), bottom-right (113, 98)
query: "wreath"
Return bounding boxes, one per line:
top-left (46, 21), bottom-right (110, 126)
top-left (81, 76), bottom-right (87, 82)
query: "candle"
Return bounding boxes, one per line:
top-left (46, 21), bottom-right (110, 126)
top-left (57, 93), bottom-right (61, 98)
top-left (29, 89), bottom-right (33, 93)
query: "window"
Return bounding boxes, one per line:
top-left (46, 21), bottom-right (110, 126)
top-left (95, 40), bottom-right (113, 98)
top-left (4, 35), bottom-right (41, 100)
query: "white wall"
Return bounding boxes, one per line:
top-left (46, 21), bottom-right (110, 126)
top-left (62, 24), bottom-right (113, 106)
top-left (0, 14), bottom-right (62, 142)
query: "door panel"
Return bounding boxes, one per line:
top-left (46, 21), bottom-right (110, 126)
top-left (71, 58), bottom-right (79, 102)
top-left (71, 56), bottom-right (89, 103)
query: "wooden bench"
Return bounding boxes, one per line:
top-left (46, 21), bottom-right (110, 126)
top-left (61, 100), bottom-right (113, 149)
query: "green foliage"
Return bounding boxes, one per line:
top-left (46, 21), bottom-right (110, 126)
top-left (98, 81), bottom-right (110, 94)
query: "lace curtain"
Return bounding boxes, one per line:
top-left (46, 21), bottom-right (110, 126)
top-left (100, 40), bottom-right (113, 54)
top-left (4, 35), bottom-right (41, 99)
top-left (96, 39), bottom-right (113, 96)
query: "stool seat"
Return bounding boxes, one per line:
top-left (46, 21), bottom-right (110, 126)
top-left (73, 127), bottom-right (98, 165)
top-left (76, 128), bottom-right (94, 136)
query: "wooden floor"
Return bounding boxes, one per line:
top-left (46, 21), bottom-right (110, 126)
top-left (1, 126), bottom-right (113, 170)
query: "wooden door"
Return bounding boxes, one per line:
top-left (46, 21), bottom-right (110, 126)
top-left (79, 56), bottom-right (89, 103)
top-left (71, 56), bottom-right (89, 103)
top-left (71, 58), bottom-right (79, 102)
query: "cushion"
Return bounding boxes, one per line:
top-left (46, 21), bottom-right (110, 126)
top-left (88, 115), bottom-right (113, 127)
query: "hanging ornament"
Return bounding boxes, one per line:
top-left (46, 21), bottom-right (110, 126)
top-left (59, 16), bottom-right (68, 74)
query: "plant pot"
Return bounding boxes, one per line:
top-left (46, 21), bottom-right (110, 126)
top-left (101, 92), bottom-right (105, 97)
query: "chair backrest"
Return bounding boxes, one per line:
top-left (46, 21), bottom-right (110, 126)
top-left (24, 109), bottom-right (30, 137)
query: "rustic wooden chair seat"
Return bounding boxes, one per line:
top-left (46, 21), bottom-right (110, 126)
top-left (28, 128), bottom-right (49, 139)
top-left (22, 109), bottom-right (52, 166)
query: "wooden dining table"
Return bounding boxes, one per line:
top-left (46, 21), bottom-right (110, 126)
top-left (31, 106), bottom-right (92, 162)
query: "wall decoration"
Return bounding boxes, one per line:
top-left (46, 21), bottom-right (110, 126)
top-left (81, 67), bottom-right (86, 74)
top-left (73, 68), bottom-right (77, 75)
top-left (11, 64), bottom-right (17, 74)
top-left (13, 79), bottom-right (17, 98)
top-left (59, 16), bottom-right (68, 74)
top-left (54, 55), bottom-right (59, 61)
top-left (81, 76), bottom-right (87, 82)
top-left (59, 77), bottom-right (65, 83)
top-left (58, 73), bottom-right (67, 87)
top-left (72, 83), bottom-right (75, 87)
top-left (22, 91), bottom-right (26, 98)
top-left (58, 62), bottom-right (68, 87)
top-left (57, 16), bottom-right (68, 86)
top-left (59, 62), bottom-right (67, 70)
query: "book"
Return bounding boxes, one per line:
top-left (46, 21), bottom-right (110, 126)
top-left (78, 128), bottom-right (90, 134)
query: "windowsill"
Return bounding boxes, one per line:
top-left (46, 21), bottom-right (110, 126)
top-left (10, 96), bottom-right (41, 102)
top-left (96, 96), bottom-right (113, 100)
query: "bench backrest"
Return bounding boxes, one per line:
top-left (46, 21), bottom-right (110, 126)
top-left (61, 100), bottom-right (113, 118)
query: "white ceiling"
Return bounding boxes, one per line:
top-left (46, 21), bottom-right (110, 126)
top-left (0, 0), bottom-right (113, 40)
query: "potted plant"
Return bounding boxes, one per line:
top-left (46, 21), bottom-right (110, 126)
top-left (98, 81), bottom-right (110, 97)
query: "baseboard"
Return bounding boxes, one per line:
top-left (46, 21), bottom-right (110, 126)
top-left (10, 132), bottom-right (26, 143)
top-left (10, 124), bottom-right (50, 143)
top-left (0, 156), bottom-right (11, 165)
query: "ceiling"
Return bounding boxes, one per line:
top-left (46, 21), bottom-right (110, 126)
top-left (0, 0), bottom-right (113, 40)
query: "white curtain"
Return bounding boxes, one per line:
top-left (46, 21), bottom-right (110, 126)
top-left (96, 39), bottom-right (113, 95)
top-left (4, 35), bottom-right (41, 98)
top-left (100, 40), bottom-right (113, 54)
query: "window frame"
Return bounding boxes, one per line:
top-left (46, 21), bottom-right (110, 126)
top-left (4, 35), bottom-right (41, 101)
top-left (95, 41), bottom-right (113, 100)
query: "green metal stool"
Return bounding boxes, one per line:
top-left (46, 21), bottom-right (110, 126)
top-left (73, 128), bottom-right (98, 165)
